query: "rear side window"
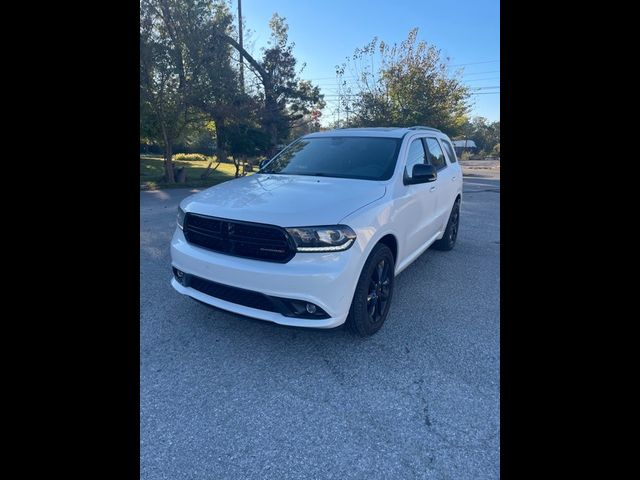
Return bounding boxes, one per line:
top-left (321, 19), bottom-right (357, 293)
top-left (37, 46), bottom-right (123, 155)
top-left (441, 139), bottom-right (457, 164)
top-left (425, 137), bottom-right (447, 170)
top-left (404, 138), bottom-right (427, 178)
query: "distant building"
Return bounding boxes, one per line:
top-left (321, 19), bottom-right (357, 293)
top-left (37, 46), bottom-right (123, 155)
top-left (452, 139), bottom-right (477, 156)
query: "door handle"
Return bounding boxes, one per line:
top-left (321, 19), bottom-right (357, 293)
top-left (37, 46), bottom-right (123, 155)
top-left (451, 176), bottom-right (456, 181)
top-left (430, 186), bottom-right (437, 192)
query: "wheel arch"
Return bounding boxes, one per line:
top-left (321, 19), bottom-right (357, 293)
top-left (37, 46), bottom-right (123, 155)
top-left (377, 233), bottom-right (398, 264)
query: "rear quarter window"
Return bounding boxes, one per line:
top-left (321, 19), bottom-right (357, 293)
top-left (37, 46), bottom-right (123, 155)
top-left (440, 139), bottom-right (458, 164)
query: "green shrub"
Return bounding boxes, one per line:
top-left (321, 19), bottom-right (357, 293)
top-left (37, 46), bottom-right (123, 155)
top-left (460, 150), bottom-right (472, 161)
top-left (173, 153), bottom-right (209, 162)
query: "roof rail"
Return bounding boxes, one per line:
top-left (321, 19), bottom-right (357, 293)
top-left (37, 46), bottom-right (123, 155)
top-left (408, 126), bottom-right (442, 132)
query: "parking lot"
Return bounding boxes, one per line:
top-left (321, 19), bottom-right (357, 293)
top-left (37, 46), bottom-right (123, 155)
top-left (140, 173), bottom-right (500, 479)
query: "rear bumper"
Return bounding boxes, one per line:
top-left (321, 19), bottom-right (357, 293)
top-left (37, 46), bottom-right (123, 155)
top-left (170, 228), bottom-right (363, 328)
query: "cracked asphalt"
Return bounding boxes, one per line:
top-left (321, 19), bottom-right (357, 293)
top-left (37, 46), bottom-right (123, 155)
top-left (140, 173), bottom-right (500, 479)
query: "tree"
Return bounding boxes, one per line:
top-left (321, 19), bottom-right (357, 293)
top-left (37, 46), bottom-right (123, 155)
top-left (289, 109), bottom-right (322, 138)
top-left (178, 0), bottom-right (247, 168)
top-left (336, 29), bottom-right (470, 136)
top-left (259, 14), bottom-right (325, 148)
top-left (457, 117), bottom-right (500, 154)
top-left (140, 1), bottom-right (326, 176)
top-left (213, 14), bottom-right (325, 154)
top-left (226, 124), bottom-right (270, 176)
top-left (488, 120), bottom-right (500, 153)
top-left (180, 117), bottom-right (217, 154)
top-left (140, 0), bottom-right (201, 183)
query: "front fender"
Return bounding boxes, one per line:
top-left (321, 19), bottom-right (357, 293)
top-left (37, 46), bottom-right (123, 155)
top-left (339, 199), bottom-right (400, 276)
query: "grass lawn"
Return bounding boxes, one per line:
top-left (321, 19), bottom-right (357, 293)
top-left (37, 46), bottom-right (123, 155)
top-left (140, 155), bottom-right (251, 190)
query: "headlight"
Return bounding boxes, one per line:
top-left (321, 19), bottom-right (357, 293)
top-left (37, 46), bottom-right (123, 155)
top-left (177, 207), bottom-right (186, 230)
top-left (286, 225), bottom-right (356, 252)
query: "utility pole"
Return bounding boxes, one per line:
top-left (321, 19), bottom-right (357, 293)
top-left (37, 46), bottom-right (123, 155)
top-left (238, 0), bottom-right (244, 94)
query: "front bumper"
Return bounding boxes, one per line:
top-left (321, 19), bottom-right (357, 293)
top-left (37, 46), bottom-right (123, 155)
top-left (170, 228), bottom-right (364, 328)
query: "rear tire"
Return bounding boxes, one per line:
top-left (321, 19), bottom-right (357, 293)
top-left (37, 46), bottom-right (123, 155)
top-left (432, 198), bottom-right (460, 251)
top-left (345, 244), bottom-right (395, 336)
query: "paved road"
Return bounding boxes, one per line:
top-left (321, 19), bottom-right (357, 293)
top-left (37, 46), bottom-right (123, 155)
top-left (140, 174), bottom-right (500, 479)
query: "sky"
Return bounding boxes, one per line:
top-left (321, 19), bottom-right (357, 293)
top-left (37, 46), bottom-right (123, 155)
top-left (236, 0), bottom-right (499, 126)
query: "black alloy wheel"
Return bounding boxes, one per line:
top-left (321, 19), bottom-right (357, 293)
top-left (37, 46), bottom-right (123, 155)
top-left (432, 199), bottom-right (461, 251)
top-left (367, 258), bottom-right (392, 323)
top-left (346, 243), bottom-right (395, 336)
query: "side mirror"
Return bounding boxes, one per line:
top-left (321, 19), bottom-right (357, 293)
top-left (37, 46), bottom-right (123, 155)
top-left (405, 164), bottom-right (437, 185)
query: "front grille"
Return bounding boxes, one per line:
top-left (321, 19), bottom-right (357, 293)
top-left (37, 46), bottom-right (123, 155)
top-left (183, 213), bottom-right (295, 263)
top-left (188, 275), bottom-right (278, 312)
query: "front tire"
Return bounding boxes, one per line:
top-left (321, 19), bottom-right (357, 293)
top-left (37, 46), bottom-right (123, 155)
top-left (432, 198), bottom-right (460, 251)
top-left (345, 243), bottom-right (395, 336)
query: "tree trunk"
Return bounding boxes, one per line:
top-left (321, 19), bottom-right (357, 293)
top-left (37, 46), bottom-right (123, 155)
top-left (161, 125), bottom-right (175, 184)
top-left (231, 151), bottom-right (242, 178)
top-left (269, 124), bottom-right (278, 157)
top-left (264, 92), bottom-right (279, 157)
top-left (200, 160), bottom-right (221, 179)
top-left (175, 167), bottom-right (187, 183)
top-left (214, 117), bottom-right (228, 167)
top-left (164, 142), bottom-right (175, 184)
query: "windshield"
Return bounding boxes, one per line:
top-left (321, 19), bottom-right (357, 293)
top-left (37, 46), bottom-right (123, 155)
top-left (260, 136), bottom-right (402, 181)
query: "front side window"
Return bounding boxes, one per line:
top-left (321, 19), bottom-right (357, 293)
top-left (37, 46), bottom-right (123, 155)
top-left (260, 136), bottom-right (402, 181)
top-left (404, 138), bottom-right (427, 179)
top-left (425, 137), bottom-right (447, 171)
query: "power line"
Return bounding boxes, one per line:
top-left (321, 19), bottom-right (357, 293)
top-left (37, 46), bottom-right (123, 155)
top-left (464, 77), bottom-right (501, 83)
top-left (321, 91), bottom-right (500, 99)
top-left (449, 60), bottom-right (500, 67)
top-left (459, 70), bottom-right (500, 76)
top-left (321, 79), bottom-right (500, 96)
top-left (320, 83), bottom-right (500, 95)
top-left (308, 71), bottom-right (500, 85)
top-left (303, 68), bottom-right (500, 83)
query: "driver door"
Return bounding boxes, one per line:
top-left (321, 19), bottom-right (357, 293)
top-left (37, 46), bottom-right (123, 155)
top-left (398, 137), bottom-right (442, 257)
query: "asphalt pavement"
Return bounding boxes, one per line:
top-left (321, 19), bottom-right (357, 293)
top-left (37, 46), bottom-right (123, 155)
top-left (140, 173), bottom-right (500, 479)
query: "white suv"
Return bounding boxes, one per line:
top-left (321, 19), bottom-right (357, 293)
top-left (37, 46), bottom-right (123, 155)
top-left (170, 126), bottom-right (462, 336)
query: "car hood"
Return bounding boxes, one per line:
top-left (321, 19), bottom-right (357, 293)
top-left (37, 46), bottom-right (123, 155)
top-left (182, 174), bottom-right (386, 226)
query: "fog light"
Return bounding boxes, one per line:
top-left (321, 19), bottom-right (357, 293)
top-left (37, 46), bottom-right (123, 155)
top-left (173, 267), bottom-right (186, 285)
top-left (279, 299), bottom-right (328, 319)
